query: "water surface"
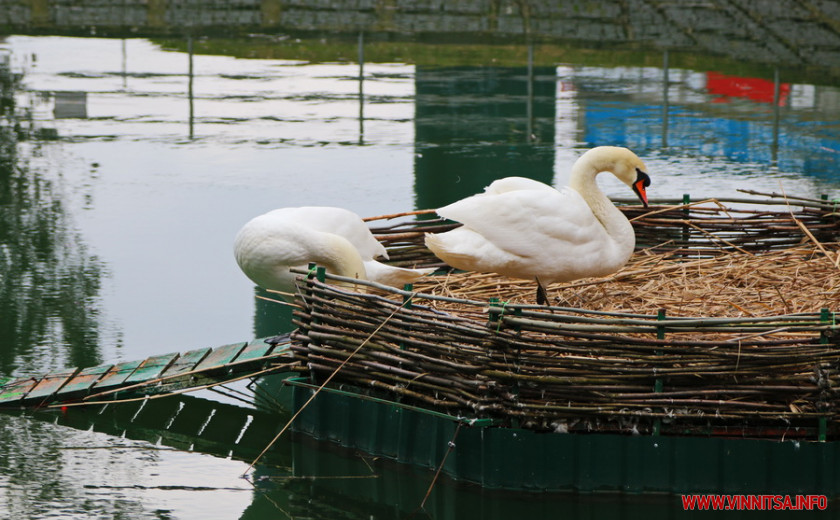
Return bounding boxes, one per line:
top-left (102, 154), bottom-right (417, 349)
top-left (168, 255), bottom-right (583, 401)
top-left (1, 34), bottom-right (839, 518)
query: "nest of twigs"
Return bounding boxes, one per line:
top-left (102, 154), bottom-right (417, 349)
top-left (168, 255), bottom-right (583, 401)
top-left (289, 193), bottom-right (840, 440)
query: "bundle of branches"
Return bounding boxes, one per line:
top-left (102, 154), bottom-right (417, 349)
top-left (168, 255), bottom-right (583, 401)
top-left (289, 268), bottom-right (839, 440)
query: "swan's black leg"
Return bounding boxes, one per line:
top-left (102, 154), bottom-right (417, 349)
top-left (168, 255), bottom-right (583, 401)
top-left (535, 277), bottom-right (549, 306)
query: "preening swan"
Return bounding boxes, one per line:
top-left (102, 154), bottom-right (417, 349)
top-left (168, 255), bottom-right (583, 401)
top-left (234, 206), bottom-right (434, 296)
top-left (424, 146), bottom-right (651, 304)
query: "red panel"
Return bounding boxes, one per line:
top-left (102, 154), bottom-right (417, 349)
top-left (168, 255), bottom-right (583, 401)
top-left (706, 71), bottom-right (790, 105)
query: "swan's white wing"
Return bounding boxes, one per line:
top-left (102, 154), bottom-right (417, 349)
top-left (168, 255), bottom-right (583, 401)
top-left (437, 186), bottom-right (608, 261)
top-left (483, 176), bottom-right (557, 195)
top-left (425, 227), bottom-right (523, 274)
top-left (261, 206), bottom-right (388, 260)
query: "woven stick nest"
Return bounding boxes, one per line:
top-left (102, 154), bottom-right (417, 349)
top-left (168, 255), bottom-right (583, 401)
top-left (288, 193), bottom-right (840, 440)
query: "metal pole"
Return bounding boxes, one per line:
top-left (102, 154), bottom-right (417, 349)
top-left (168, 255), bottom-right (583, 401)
top-left (772, 68), bottom-right (781, 163)
top-left (188, 35), bottom-right (194, 140)
top-left (121, 38), bottom-right (127, 90)
top-left (527, 42), bottom-right (534, 141)
top-left (358, 31), bottom-right (364, 145)
top-left (662, 50), bottom-right (669, 148)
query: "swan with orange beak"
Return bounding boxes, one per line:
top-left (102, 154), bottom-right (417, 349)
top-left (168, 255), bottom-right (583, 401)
top-left (425, 146), bottom-right (651, 304)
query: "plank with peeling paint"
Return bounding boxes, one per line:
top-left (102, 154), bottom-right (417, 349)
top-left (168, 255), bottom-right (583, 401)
top-left (0, 337), bottom-right (292, 408)
top-left (90, 360), bottom-right (143, 393)
top-left (22, 369), bottom-right (80, 405)
top-left (0, 378), bottom-right (40, 405)
top-left (192, 342), bottom-right (248, 372)
top-left (159, 347), bottom-right (212, 378)
top-left (57, 364), bottom-right (114, 399)
top-left (232, 338), bottom-right (276, 364)
top-left (124, 352), bottom-right (179, 385)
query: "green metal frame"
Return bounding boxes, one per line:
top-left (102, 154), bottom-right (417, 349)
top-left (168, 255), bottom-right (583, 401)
top-left (286, 377), bottom-right (840, 495)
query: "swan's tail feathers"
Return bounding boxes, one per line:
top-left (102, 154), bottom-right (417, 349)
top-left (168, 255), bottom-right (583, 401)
top-left (424, 232), bottom-right (478, 271)
top-left (424, 232), bottom-right (442, 251)
top-left (363, 260), bottom-right (435, 288)
top-left (424, 232), bottom-right (456, 261)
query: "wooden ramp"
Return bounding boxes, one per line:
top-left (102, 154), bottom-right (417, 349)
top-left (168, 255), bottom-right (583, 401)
top-left (0, 335), bottom-right (294, 409)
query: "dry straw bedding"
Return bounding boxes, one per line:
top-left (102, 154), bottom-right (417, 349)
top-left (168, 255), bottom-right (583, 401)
top-left (412, 244), bottom-right (840, 319)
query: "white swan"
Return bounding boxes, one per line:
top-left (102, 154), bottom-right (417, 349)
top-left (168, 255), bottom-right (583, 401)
top-left (424, 146), bottom-right (651, 304)
top-left (234, 206), bottom-right (434, 295)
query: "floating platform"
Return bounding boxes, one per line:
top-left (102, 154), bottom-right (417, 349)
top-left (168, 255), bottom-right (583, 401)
top-left (0, 335), bottom-right (293, 408)
top-left (283, 194), bottom-right (840, 494)
top-left (286, 377), bottom-right (840, 496)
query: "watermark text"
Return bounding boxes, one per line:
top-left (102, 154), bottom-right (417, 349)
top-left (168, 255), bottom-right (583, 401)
top-left (682, 495), bottom-right (827, 511)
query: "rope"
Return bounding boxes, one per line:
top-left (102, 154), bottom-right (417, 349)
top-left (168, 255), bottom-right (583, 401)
top-left (242, 291), bottom-right (416, 476)
top-left (415, 422), bottom-right (462, 515)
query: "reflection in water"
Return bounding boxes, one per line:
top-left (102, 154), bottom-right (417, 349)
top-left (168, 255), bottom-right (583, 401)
top-left (253, 287), bottom-right (294, 338)
top-left (52, 91), bottom-right (87, 119)
top-left (577, 63), bottom-right (840, 182)
top-left (358, 31), bottom-right (365, 145)
top-left (5, 396), bottom-right (702, 520)
top-left (662, 50), bottom-right (669, 148)
top-left (413, 65), bottom-right (557, 209)
top-left (0, 60), bottom-right (107, 376)
top-left (188, 35), bottom-right (194, 139)
top-left (2, 34), bottom-right (840, 519)
top-left (1, 398), bottom-right (262, 519)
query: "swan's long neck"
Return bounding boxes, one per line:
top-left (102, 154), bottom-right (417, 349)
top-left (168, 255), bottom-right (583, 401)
top-left (568, 158), bottom-right (635, 254)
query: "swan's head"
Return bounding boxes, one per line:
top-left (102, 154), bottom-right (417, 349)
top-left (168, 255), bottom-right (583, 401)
top-left (577, 146), bottom-right (651, 207)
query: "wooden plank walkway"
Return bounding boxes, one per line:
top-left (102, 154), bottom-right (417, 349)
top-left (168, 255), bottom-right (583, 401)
top-left (0, 335), bottom-right (293, 408)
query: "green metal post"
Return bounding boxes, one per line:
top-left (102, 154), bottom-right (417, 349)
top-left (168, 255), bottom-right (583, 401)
top-left (656, 308), bottom-right (666, 341)
top-left (820, 308), bottom-right (831, 345)
top-left (681, 193), bottom-right (690, 250)
top-left (489, 298), bottom-right (501, 326)
top-left (819, 308), bottom-right (831, 439)
top-left (306, 263), bottom-right (319, 384)
top-left (512, 306), bottom-right (523, 396)
top-left (400, 284), bottom-right (413, 351)
top-left (653, 309), bottom-right (666, 435)
top-left (402, 284), bottom-right (413, 309)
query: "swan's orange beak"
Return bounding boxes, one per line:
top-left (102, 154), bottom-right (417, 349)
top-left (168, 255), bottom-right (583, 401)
top-left (633, 169), bottom-right (650, 208)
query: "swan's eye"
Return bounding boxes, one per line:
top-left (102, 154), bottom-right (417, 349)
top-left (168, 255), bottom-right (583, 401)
top-left (635, 168), bottom-right (651, 187)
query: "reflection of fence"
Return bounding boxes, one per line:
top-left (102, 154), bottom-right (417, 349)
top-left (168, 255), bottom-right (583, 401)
top-left (17, 393), bottom-right (291, 465)
top-left (2, 1), bottom-right (839, 67)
